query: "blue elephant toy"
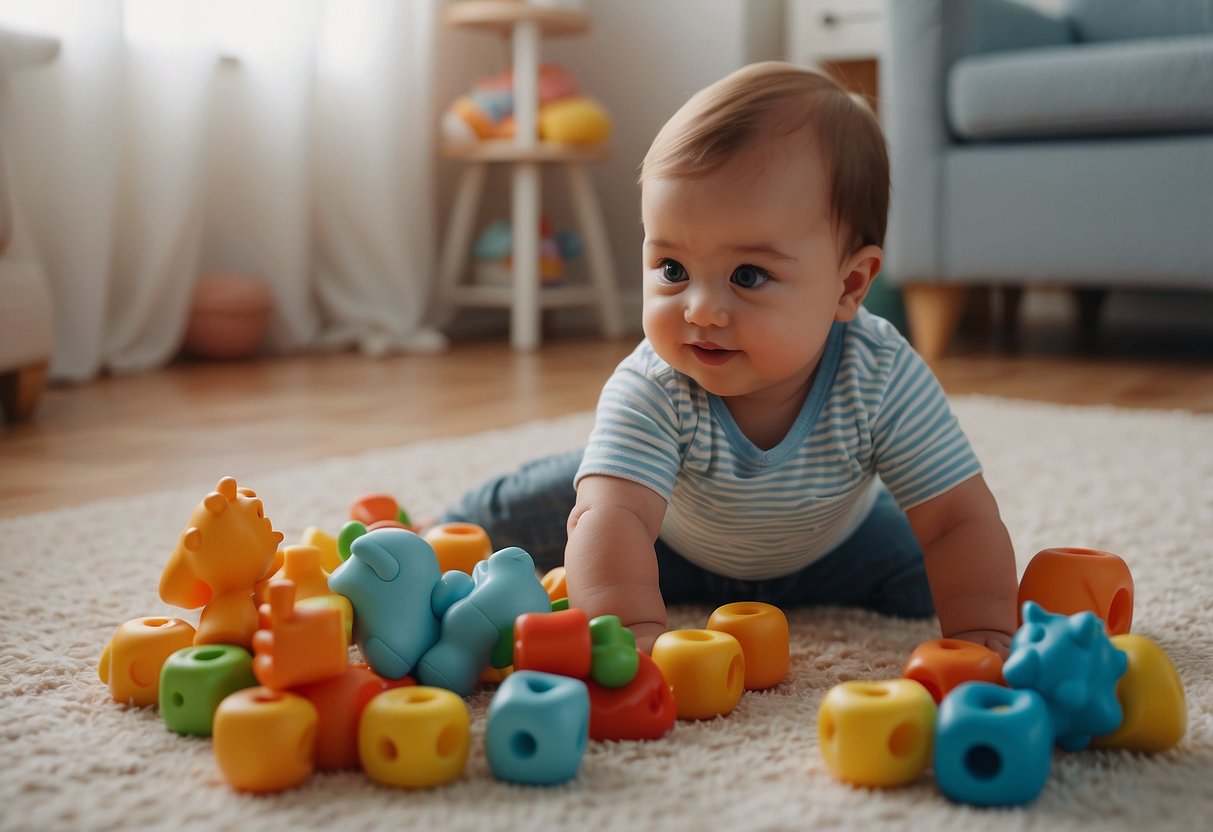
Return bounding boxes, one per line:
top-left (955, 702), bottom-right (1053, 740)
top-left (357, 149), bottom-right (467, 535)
top-left (327, 528), bottom-right (443, 680)
top-left (417, 546), bottom-right (551, 695)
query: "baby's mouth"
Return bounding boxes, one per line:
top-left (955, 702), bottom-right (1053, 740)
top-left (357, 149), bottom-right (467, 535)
top-left (689, 342), bottom-right (738, 366)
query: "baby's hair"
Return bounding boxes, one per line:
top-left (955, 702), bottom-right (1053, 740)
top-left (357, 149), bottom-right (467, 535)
top-left (640, 62), bottom-right (889, 255)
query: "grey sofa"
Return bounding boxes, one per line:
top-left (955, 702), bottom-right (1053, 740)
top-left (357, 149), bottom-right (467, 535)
top-left (881, 0), bottom-right (1213, 361)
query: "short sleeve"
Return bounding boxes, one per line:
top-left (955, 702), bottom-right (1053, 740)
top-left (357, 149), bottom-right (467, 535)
top-left (574, 362), bottom-right (683, 502)
top-left (871, 342), bottom-right (982, 510)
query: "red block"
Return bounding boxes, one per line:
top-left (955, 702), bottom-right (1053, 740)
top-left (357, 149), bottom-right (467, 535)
top-left (292, 664), bottom-right (387, 770)
top-left (588, 651), bottom-right (676, 741)
top-left (514, 608), bottom-right (591, 679)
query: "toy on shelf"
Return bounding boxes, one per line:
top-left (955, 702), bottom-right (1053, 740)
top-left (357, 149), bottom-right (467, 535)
top-left (472, 216), bottom-right (583, 287)
top-left (1017, 547), bottom-right (1134, 634)
top-left (1092, 633), bottom-right (1187, 753)
top-left (818, 678), bottom-right (937, 788)
top-left (158, 477), bottom-right (285, 648)
top-left (442, 63), bottom-right (611, 146)
top-left (359, 686), bottom-right (471, 788)
top-left (933, 682), bottom-right (1053, 806)
top-left (212, 686), bottom-right (317, 793)
top-left (902, 638), bottom-right (1005, 704)
top-left (485, 670), bottom-right (590, 785)
top-left (99, 617), bottom-right (196, 706)
top-left (1002, 601), bottom-right (1128, 751)
top-left (251, 580), bottom-right (347, 690)
top-left (651, 629), bottom-right (745, 720)
top-left (706, 602), bottom-right (789, 691)
top-left (159, 645), bottom-right (257, 736)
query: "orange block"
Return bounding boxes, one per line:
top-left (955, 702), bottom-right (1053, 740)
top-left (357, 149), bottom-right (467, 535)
top-left (540, 566), bottom-right (568, 603)
top-left (651, 629), bottom-right (744, 720)
top-left (272, 545), bottom-right (333, 600)
top-left (902, 638), bottom-right (1005, 703)
top-left (99, 617), bottom-right (197, 706)
top-left (707, 602), bottom-right (789, 690)
top-left (252, 580), bottom-right (347, 690)
top-left (1018, 547), bottom-right (1134, 634)
top-left (423, 523), bottom-right (493, 574)
top-left (350, 492), bottom-right (402, 526)
top-left (213, 687), bottom-right (316, 792)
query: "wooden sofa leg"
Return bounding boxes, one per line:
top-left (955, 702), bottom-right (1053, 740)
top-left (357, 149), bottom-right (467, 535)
top-left (903, 284), bottom-right (968, 364)
top-left (0, 361), bottom-right (48, 423)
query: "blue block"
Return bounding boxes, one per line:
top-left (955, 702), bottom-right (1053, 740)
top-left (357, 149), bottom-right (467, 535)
top-left (328, 529), bottom-right (442, 679)
top-left (934, 682), bottom-right (1053, 806)
top-left (1003, 601), bottom-right (1128, 751)
top-left (485, 671), bottom-right (589, 785)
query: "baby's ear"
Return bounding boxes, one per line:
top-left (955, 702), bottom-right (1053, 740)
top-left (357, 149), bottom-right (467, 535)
top-left (835, 244), bottom-right (882, 322)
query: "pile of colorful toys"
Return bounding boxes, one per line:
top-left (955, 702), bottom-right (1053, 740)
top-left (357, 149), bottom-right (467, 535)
top-left (99, 477), bottom-right (791, 792)
top-left (817, 547), bottom-right (1188, 806)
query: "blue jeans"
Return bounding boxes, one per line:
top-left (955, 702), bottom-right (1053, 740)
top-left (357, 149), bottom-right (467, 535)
top-left (439, 448), bottom-right (934, 619)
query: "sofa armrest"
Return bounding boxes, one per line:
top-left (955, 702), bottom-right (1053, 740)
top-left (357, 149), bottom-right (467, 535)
top-left (880, 0), bottom-right (1073, 284)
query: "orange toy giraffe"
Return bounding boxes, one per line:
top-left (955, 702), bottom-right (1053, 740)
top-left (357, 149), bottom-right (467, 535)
top-left (159, 477), bottom-right (285, 649)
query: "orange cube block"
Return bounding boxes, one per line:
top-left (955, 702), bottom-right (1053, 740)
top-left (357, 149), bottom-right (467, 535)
top-left (540, 566), bottom-right (568, 603)
top-left (651, 629), bottom-right (744, 720)
top-left (272, 545), bottom-right (333, 600)
top-left (902, 638), bottom-right (1005, 704)
top-left (350, 492), bottom-right (400, 526)
top-left (98, 617), bottom-right (197, 706)
top-left (423, 523), bottom-right (492, 575)
top-left (707, 602), bottom-right (789, 690)
top-left (252, 580), bottom-right (347, 690)
top-left (1017, 547), bottom-right (1134, 634)
top-left (213, 687), bottom-right (316, 792)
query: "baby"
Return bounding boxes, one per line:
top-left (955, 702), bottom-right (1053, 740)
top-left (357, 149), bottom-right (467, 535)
top-left (440, 62), bottom-right (1019, 657)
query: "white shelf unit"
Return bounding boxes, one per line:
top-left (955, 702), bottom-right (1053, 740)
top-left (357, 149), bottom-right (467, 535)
top-left (436, 0), bottom-right (624, 350)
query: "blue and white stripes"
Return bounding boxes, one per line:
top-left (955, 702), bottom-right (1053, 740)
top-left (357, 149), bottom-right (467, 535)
top-left (575, 309), bottom-right (981, 580)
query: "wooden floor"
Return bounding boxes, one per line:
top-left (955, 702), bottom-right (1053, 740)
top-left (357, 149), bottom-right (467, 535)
top-left (2, 320), bottom-right (1211, 518)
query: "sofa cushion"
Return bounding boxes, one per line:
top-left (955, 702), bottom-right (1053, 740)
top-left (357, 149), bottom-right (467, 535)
top-left (948, 35), bottom-right (1213, 140)
top-left (1066, 0), bottom-right (1213, 43)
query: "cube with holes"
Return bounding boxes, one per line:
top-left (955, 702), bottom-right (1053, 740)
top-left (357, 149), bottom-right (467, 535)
top-left (902, 638), bottom-right (1005, 704)
top-left (358, 686), bottom-right (470, 788)
top-left (485, 670), bottom-right (589, 785)
top-left (651, 629), bottom-right (745, 720)
top-left (159, 644), bottom-right (257, 736)
top-left (98, 617), bottom-right (197, 707)
top-left (817, 678), bottom-right (936, 787)
top-left (933, 682), bottom-right (1053, 806)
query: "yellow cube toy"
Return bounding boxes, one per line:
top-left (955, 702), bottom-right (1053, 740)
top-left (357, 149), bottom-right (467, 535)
top-left (98, 617), bottom-right (196, 706)
top-left (212, 687), bottom-right (317, 793)
top-left (818, 679), bottom-right (936, 787)
top-left (359, 687), bottom-right (470, 788)
top-left (651, 629), bottom-right (744, 720)
top-left (1092, 633), bottom-right (1186, 753)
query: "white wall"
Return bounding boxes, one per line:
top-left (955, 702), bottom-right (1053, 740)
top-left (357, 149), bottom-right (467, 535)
top-left (433, 0), bottom-right (784, 335)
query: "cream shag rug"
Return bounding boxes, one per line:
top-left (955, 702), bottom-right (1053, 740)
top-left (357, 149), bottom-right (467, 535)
top-left (1, 397), bottom-right (1211, 832)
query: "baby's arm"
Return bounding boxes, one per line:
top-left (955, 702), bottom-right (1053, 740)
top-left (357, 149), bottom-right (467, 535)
top-left (906, 474), bottom-right (1019, 658)
top-left (565, 474), bottom-right (668, 653)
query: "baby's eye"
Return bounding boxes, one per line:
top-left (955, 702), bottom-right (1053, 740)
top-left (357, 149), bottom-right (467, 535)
top-left (659, 259), bottom-right (688, 283)
top-left (731, 264), bottom-right (770, 289)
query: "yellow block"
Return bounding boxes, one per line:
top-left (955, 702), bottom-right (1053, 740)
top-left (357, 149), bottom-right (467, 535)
top-left (359, 687), bottom-right (470, 788)
top-left (213, 687), bottom-right (317, 792)
top-left (651, 629), bottom-right (744, 720)
top-left (1092, 634), bottom-right (1186, 753)
top-left (818, 679), bottom-right (936, 787)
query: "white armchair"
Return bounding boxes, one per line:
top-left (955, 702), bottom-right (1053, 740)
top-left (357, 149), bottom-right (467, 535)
top-left (0, 27), bottom-right (59, 422)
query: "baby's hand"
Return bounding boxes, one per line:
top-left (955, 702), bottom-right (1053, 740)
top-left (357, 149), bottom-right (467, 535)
top-left (628, 622), bottom-right (667, 655)
top-left (949, 628), bottom-right (1013, 660)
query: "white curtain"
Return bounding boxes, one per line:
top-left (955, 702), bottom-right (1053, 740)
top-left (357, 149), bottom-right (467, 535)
top-left (0, 0), bottom-right (446, 383)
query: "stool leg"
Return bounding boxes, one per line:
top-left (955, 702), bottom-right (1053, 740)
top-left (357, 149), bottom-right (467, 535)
top-left (903, 284), bottom-right (967, 364)
top-left (566, 164), bottom-right (623, 339)
top-left (0, 360), bottom-right (48, 422)
top-left (435, 163), bottom-right (487, 326)
top-left (511, 162), bottom-right (542, 350)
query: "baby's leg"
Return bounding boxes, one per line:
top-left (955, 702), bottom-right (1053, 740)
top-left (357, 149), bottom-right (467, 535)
top-left (772, 488), bottom-right (934, 617)
top-left (438, 448), bottom-right (582, 573)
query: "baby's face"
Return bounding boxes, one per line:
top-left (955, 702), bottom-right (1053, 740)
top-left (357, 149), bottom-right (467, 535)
top-left (640, 141), bottom-right (855, 404)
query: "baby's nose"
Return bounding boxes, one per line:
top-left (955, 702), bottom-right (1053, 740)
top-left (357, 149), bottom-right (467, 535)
top-left (683, 286), bottom-right (729, 327)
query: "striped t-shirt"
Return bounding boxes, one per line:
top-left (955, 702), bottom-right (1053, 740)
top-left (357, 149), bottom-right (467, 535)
top-left (574, 308), bottom-right (982, 580)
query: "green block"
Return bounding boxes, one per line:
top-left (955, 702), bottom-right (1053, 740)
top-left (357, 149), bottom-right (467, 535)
top-left (589, 615), bottom-right (639, 688)
top-left (337, 520), bottom-right (368, 563)
top-left (550, 597), bottom-right (570, 612)
top-left (491, 625), bottom-right (515, 669)
top-left (159, 645), bottom-right (257, 736)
